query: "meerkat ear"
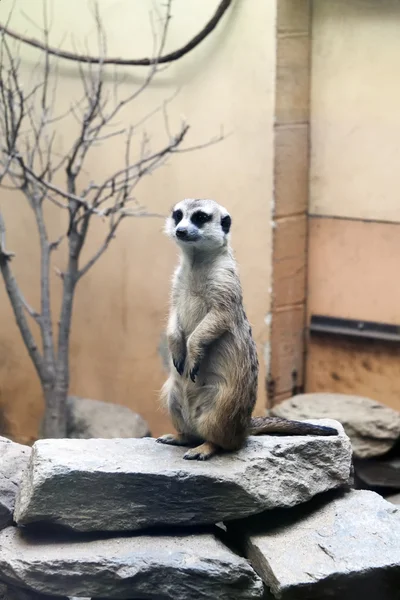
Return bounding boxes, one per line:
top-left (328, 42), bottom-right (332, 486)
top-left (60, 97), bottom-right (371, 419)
top-left (221, 214), bottom-right (231, 234)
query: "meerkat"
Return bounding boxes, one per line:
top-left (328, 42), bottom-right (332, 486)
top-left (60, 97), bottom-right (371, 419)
top-left (156, 198), bottom-right (337, 460)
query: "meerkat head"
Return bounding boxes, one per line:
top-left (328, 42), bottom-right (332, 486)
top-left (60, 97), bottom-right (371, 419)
top-left (165, 198), bottom-right (232, 251)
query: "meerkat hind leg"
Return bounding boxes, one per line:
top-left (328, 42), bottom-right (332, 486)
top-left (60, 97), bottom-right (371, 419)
top-left (183, 441), bottom-right (219, 461)
top-left (156, 433), bottom-right (195, 447)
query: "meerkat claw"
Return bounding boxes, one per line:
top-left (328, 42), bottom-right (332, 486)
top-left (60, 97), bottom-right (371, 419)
top-left (189, 364), bottom-right (199, 383)
top-left (173, 358), bottom-right (185, 376)
top-left (183, 449), bottom-right (206, 460)
top-left (156, 433), bottom-right (192, 446)
top-left (156, 434), bottom-right (174, 444)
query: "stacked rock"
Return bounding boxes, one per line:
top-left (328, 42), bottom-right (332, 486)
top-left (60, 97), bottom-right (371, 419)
top-left (271, 393), bottom-right (400, 502)
top-left (0, 420), bottom-right (399, 600)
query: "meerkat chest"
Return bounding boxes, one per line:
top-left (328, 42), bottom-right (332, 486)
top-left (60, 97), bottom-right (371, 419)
top-left (176, 272), bottom-right (210, 336)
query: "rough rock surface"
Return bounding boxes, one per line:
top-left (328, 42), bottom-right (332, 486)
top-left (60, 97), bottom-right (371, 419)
top-left (239, 490), bottom-right (400, 600)
top-left (270, 393), bottom-right (400, 458)
top-left (0, 437), bottom-right (30, 530)
top-left (66, 396), bottom-right (151, 439)
top-left (14, 420), bottom-right (351, 532)
top-left (0, 527), bottom-right (264, 600)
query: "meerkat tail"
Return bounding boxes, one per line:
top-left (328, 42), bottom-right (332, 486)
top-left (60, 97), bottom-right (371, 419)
top-left (249, 416), bottom-right (338, 437)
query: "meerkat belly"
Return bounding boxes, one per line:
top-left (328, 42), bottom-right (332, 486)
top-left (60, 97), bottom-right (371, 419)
top-left (202, 332), bottom-right (251, 391)
top-left (186, 333), bottom-right (249, 429)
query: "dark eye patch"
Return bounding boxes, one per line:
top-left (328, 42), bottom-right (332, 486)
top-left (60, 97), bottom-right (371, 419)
top-left (191, 211), bottom-right (212, 227)
top-left (172, 209), bottom-right (183, 225)
top-left (221, 214), bottom-right (231, 234)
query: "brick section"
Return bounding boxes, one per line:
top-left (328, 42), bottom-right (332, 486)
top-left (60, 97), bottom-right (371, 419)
top-left (277, 0), bottom-right (311, 34)
top-left (268, 1), bottom-right (311, 406)
top-left (275, 35), bottom-right (310, 125)
top-left (274, 125), bottom-right (309, 218)
top-left (273, 215), bottom-right (307, 308)
top-left (270, 306), bottom-right (306, 398)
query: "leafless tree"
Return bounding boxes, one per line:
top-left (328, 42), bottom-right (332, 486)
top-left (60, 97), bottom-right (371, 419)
top-left (0, 2), bottom-right (223, 438)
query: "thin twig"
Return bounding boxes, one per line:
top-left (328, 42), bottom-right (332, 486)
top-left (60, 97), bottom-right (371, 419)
top-left (77, 214), bottom-right (124, 279)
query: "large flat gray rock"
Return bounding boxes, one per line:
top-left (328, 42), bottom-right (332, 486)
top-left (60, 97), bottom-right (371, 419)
top-left (238, 490), bottom-right (400, 600)
top-left (0, 527), bottom-right (264, 600)
top-left (0, 437), bottom-right (31, 530)
top-left (270, 393), bottom-right (400, 458)
top-left (14, 420), bottom-right (351, 532)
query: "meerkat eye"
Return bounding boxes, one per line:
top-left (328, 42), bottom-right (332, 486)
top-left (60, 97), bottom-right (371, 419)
top-left (172, 209), bottom-right (183, 225)
top-left (191, 211), bottom-right (212, 227)
top-left (221, 214), bottom-right (232, 234)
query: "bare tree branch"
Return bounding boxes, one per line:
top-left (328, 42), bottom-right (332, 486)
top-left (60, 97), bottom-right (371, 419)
top-left (32, 199), bottom-right (56, 370)
top-left (0, 211), bottom-right (44, 378)
top-left (0, 0), bottom-right (232, 66)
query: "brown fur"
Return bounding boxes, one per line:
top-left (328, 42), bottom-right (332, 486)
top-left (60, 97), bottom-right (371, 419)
top-left (157, 199), bottom-right (337, 460)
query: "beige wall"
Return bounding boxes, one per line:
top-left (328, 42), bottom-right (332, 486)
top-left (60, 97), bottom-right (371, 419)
top-left (310, 0), bottom-right (400, 222)
top-left (309, 0), bottom-right (400, 323)
top-left (0, 0), bottom-right (276, 443)
top-left (306, 0), bottom-right (400, 411)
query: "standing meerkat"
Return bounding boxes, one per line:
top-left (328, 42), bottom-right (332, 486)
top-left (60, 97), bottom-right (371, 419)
top-left (157, 199), bottom-right (337, 460)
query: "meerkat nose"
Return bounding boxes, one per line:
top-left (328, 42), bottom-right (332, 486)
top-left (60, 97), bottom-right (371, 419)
top-left (176, 227), bottom-right (189, 240)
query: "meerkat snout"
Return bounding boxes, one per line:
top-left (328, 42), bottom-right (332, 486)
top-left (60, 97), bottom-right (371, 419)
top-left (165, 198), bottom-right (232, 250)
top-left (175, 227), bottom-right (190, 240)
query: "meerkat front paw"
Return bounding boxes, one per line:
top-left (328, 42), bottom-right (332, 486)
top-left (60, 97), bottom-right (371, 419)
top-left (186, 337), bottom-right (202, 382)
top-left (168, 335), bottom-right (186, 376)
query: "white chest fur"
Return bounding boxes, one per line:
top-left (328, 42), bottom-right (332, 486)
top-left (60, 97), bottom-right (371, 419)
top-left (175, 266), bottom-right (209, 337)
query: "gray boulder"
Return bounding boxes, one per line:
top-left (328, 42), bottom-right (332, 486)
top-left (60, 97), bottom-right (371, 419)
top-left (0, 437), bottom-right (30, 530)
top-left (237, 490), bottom-right (400, 600)
top-left (0, 527), bottom-right (264, 600)
top-left (14, 420), bottom-right (351, 533)
top-left (270, 393), bottom-right (400, 458)
top-left (66, 396), bottom-right (150, 439)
